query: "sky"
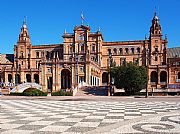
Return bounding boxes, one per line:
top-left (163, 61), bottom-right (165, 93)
top-left (0, 0), bottom-right (180, 54)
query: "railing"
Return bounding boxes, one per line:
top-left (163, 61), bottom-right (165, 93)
top-left (150, 82), bottom-right (157, 85)
top-left (0, 82), bottom-right (15, 87)
top-left (11, 82), bottom-right (42, 93)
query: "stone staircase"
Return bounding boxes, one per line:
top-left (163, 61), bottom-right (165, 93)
top-left (75, 86), bottom-right (108, 96)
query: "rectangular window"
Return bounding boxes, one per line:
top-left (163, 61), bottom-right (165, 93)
top-left (69, 47), bottom-right (72, 54)
top-left (81, 45), bottom-right (84, 52)
top-left (125, 48), bottom-right (129, 54)
top-left (155, 47), bottom-right (158, 53)
top-left (92, 45), bottom-right (95, 52)
top-left (155, 56), bottom-right (158, 61)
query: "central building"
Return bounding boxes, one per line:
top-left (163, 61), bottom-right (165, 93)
top-left (2, 11), bottom-right (180, 93)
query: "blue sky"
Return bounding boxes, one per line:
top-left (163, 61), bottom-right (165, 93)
top-left (0, 0), bottom-right (180, 54)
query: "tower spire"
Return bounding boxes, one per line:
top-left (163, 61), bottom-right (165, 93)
top-left (23, 16), bottom-right (27, 25)
top-left (81, 12), bottom-right (84, 25)
top-left (154, 6), bottom-right (157, 17)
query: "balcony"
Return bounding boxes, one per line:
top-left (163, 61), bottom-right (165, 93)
top-left (160, 82), bottom-right (167, 85)
top-left (176, 79), bottom-right (180, 83)
top-left (150, 82), bottom-right (157, 85)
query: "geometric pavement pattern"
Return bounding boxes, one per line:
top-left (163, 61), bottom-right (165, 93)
top-left (0, 100), bottom-right (180, 134)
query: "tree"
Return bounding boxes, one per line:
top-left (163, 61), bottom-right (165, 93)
top-left (110, 62), bottom-right (147, 95)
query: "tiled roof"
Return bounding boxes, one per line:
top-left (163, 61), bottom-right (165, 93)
top-left (0, 54), bottom-right (14, 64)
top-left (167, 47), bottom-right (180, 58)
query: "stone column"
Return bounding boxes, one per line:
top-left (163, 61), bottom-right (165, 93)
top-left (31, 73), bottom-right (34, 83)
top-left (21, 71), bottom-right (24, 83)
top-left (52, 65), bottom-right (55, 92)
top-left (41, 64), bottom-right (47, 92)
top-left (12, 72), bottom-right (15, 84)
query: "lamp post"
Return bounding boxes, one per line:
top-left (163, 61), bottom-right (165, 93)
top-left (15, 58), bottom-right (18, 86)
top-left (75, 53), bottom-right (79, 86)
top-left (146, 48), bottom-right (150, 98)
top-left (108, 52), bottom-right (112, 96)
top-left (18, 64), bottom-right (21, 84)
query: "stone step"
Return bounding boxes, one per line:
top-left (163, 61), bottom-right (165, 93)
top-left (75, 87), bottom-right (108, 96)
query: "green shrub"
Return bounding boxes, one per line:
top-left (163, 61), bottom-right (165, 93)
top-left (10, 92), bottom-right (24, 96)
top-left (52, 90), bottom-right (72, 96)
top-left (23, 88), bottom-right (47, 96)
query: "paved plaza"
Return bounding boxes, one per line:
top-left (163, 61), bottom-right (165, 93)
top-left (0, 97), bottom-right (180, 133)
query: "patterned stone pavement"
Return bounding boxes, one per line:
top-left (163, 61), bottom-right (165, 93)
top-left (0, 100), bottom-right (180, 134)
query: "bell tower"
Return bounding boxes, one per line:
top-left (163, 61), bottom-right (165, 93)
top-left (149, 9), bottom-right (167, 66)
top-left (15, 19), bottom-right (32, 70)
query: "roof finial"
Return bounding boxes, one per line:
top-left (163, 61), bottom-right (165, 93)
top-left (154, 6), bottom-right (157, 17)
top-left (145, 34), bottom-right (148, 40)
top-left (165, 34), bottom-right (168, 40)
top-left (64, 29), bottom-right (67, 34)
top-left (98, 27), bottom-right (101, 32)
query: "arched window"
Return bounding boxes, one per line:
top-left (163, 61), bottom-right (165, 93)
top-left (131, 48), bottom-right (134, 54)
top-left (137, 47), bottom-right (140, 54)
top-left (34, 74), bottom-right (39, 84)
top-left (125, 48), bottom-right (129, 54)
top-left (20, 52), bottom-right (24, 58)
top-left (160, 71), bottom-right (167, 83)
top-left (26, 74), bottom-right (31, 82)
top-left (119, 48), bottom-right (123, 55)
top-left (108, 49), bottom-right (111, 55)
top-left (8, 74), bottom-right (12, 83)
top-left (92, 44), bottom-right (95, 52)
top-left (78, 35), bottom-right (84, 40)
top-left (80, 43), bottom-right (84, 52)
top-left (113, 48), bottom-right (117, 55)
top-left (46, 51), bottom-right (49, 59)
top-left (36, 52), bottom-right (39, 58)
top-left (151, 71), bottom-right (158, 83)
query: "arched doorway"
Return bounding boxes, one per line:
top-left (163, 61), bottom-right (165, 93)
top-left (34, 74), bottom-right (39, 84)
top-left (15, 74), bottom-right (20, 84)
top-left (102, 72), bottom-right (108, 85)
top-left (160, 71), bottom-right (167, 83)
top-left (26, 74), bottom-right (31, 82)
top-left (8, 74), bottom-right (12, 83)
top-left (61, 69), bottom-right (71, 89)
top-left (151, 71), bottom-right (158, 83)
